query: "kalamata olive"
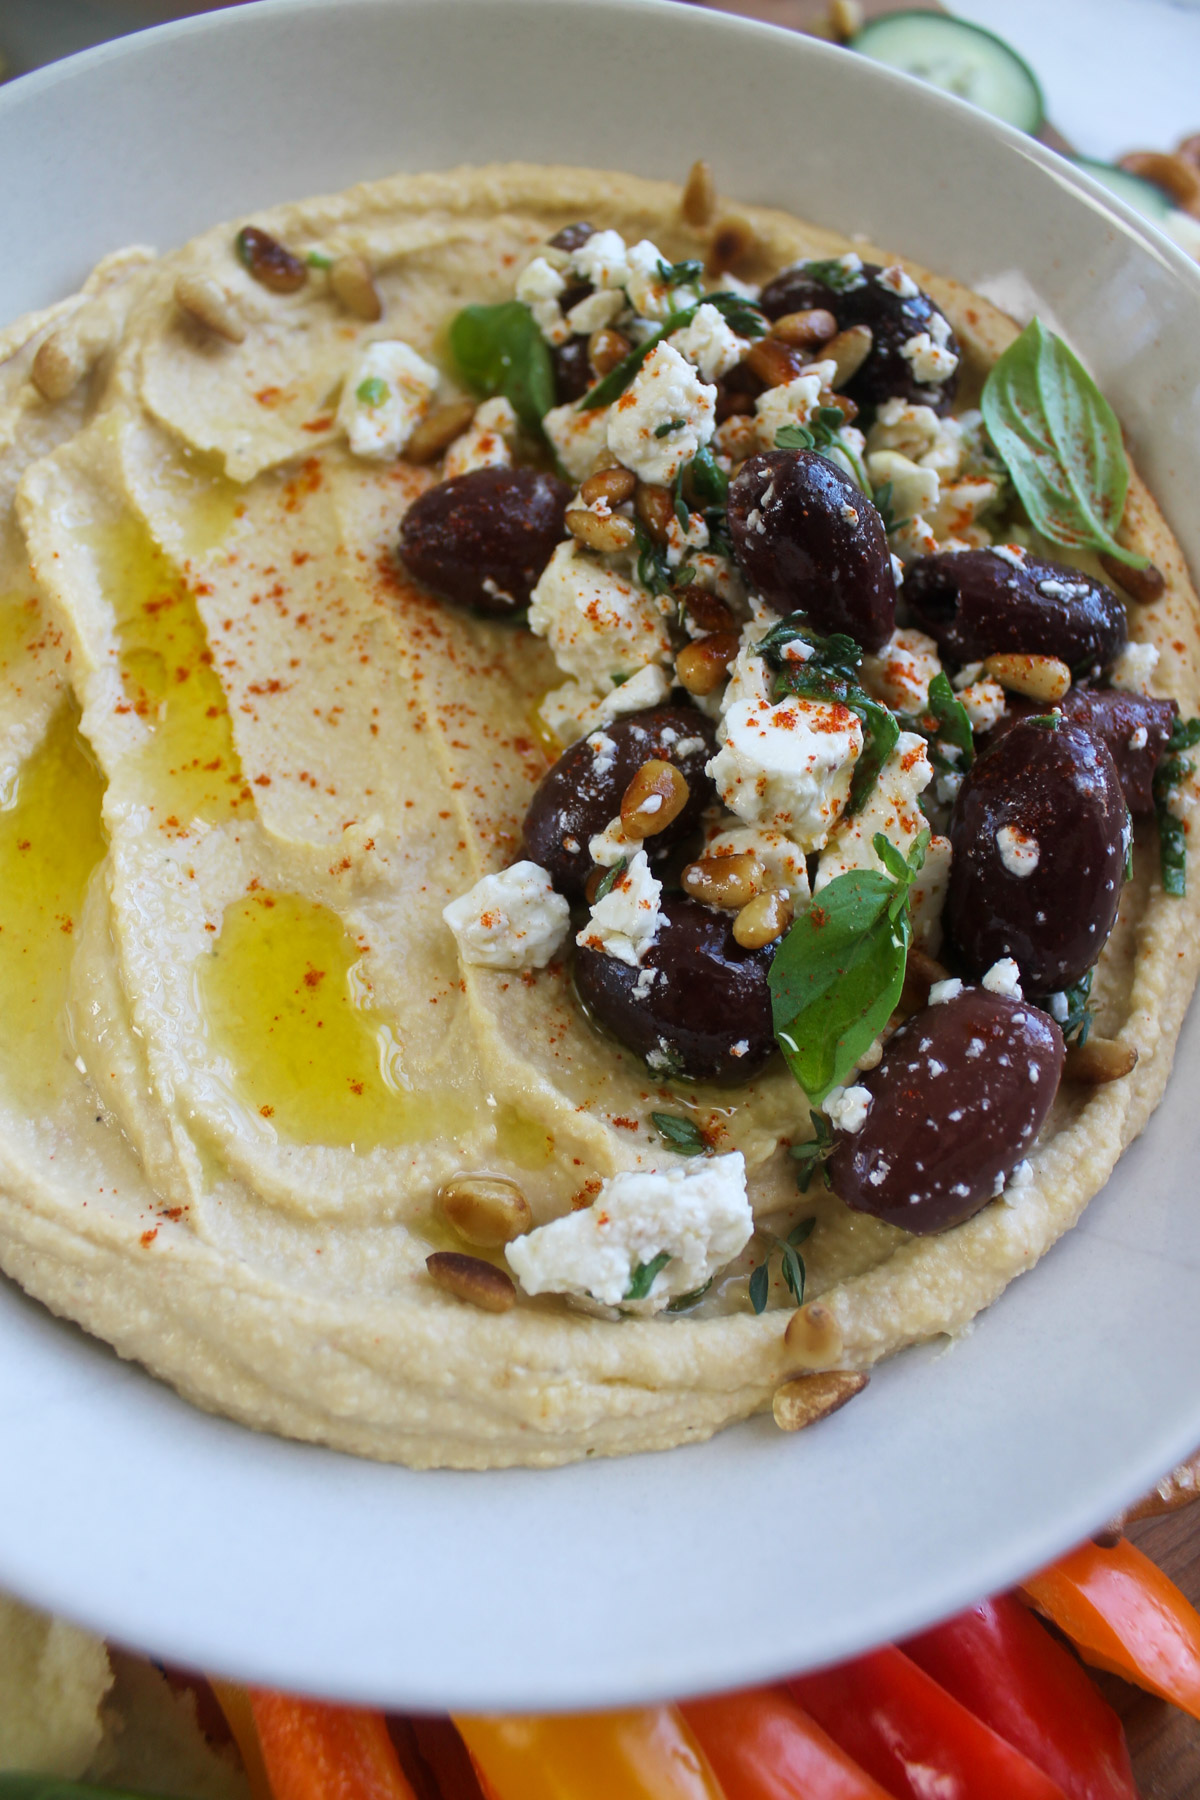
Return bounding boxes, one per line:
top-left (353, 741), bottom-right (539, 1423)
top-left (947, 719), bottom-right (1129, 992)
top-left (522, 706), bottom-right (717, 899)
top-left (827, 988), bottom-right (1064, 1234)
top-left (575, 896), bottom-right (775, 1083)
top-left (904, 549), bottom-right (1128, 678)
top-left (398, 467), bottom-right (571, 616)
top-left (552, 336), bottom-right (592, 404)
top-left (758, 259), bottom-right (959, 414)
top-left (548, 222), bottom-right (595, 254)
top-left (727, 450), bottom-right (896, 652)
top-left (988, 689), bottom-right (1178, 815)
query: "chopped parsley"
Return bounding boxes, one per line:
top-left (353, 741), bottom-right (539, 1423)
top-left (355, 375), bottom-right (388, 408)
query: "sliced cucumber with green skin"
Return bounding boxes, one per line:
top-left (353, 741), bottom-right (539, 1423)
top-left (1070, 157), bottom-right (1173, 223)
top-left (852, 12), bottom-right (1045, 135)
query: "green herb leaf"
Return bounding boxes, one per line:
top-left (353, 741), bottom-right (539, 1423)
top-left (1152, 717), bottom-right (1200, 896)
top-left (449, 299), bottom-right (555, 435)
top-left (655, 416), bottom-right (687, 438)
top-left (633, 520), bottom-right (673, 598)
top-left (981, 317), bottom-right (1147, 569)
top-left (799, 256), bottom-right (868, 295)
top-left (1058, 970), bottom-right (1093, 1045)
top-left (594, 857), bottom-right (627, 901)
top-left (656, 257), bottom-right (704, 288)
top-left (748, 1259), bottom-right (770, 1315)
top-left (577, 293), bottom-right (764, 411)
top-left (748, 1218), bottom-right (816, 1315)
top-left (789, 1217), bottom-right (817, 1247)
top-left (757, 615), bottom-right (900, 815)
top-left (667, 1278), bottom-right (713, 1312)
top-left (687, 445), bottom-right (729, 508)
top-left (306, 249), bottom-right (334, 270)
top-left (651, 1112), bottom-right (708, 1155)
top-left (624, 1250), bottom-right (673, 1301)
top-left (355, 375), bottom-right (388, 408)
top-left (789, 1112), bottom-right (835, 1193)
top-left (872, 479), bottom-right (902, 535)
top-left (775, 407), bottom-right (847, 454)
top-left (926, 670), bottom-right (975, 769)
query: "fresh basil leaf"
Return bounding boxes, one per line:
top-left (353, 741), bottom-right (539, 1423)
top-left (651, 1112), bottom-right (707, 1155)
top-left (748, 1258), bottom-right (770, 1315)
top-left (847, 701), bottom-right (900, 815)
top-left (927, 670), bottom-right (975, 769)
top-left (449, 300), bottom-right (555, 435)
top-left (655, 416), bottom-right (687, 439)
top-left (594, 857), bottom-right (627, 901)
top-left (667, 1278), bottom-right (713, 1312)
top-left (981, 317), bottom-right (1147, 569)
top-left (624, 1249), bottom-right (672, 1301)
top-left (872, 830), bottom-right (911, 886)
top-left (0, 1782), bottom-right (177, 1800)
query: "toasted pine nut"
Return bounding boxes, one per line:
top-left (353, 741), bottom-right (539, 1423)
top-left (620, 760), bottom-right (690, 839)
top-left (783, 1300), bottom-right (844, 1369)
top-left (235, 224), bottom-right (307, 293)
top-left (635, 482), bottom-right (674, 543)
top-left (681, 588), bottom-right (736, 634)
top-left (823, 324), bottom-right (873, 390)
top-left (771, 307), bottom-right (838, 351)
top-left (580, 466), bottom-right (636, 508)
top-left (828, 0), bottom-right (863, 38)
top-left (676, 632), bottom-right (739, 696)
top-left (682, 159), bottom-right (718, 229)
top-left (773, 1369), bottom-right (868, 1432)
top-left (404, 399), bottom-right (478, 464)
top-left (733, 888), bottom-right (793, 948)
top-left (682, 850), bottom-right (764, 910)
top-left (174, 272), bottom-right (247, 345)
top-left (706, 215), bottom-right (758, 275)
top-left (330, 252), bottom-right (382, 322)
top-left (438, 1174), bottom-right (532, 1247)
top-left (901, 945), bottom-right (951, 1011)
top-left (817, 384), bottom-right (859, 426)
top-left (983, 652), bottom-right (1071, 704)
top-left (426, 1250), bottom-right (516, 1313)
top-left (1118, 151), bottom-right (1200, 215)
top-left (1064, 1037), bottom-right (1138, 1084)
top-left (745, 337), bottom-right (807, 390)
top-left (565, 508), bottom-right (637, 554)
top-left (589, 326), bottom-right (631, 376)
top-left (31, 330), bottom-right (89, 401)
top-left (1099, 551), bottom-right (1166, 606)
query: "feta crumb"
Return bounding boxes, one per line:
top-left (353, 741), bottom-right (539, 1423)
top-left (537, 664), bottom-right (672, 746)
top-left (877, 265), bottom-right (920, 299)
top-left (824, 1084), bottom-right (872, 1134)
top-left (958, 677), bottom-right (1008, 734)
top-left (607, 342), bottom-right (716, 484)
top-left (1046, 990), bottom-right (1069, 1023)
top-left (543, 401), bottom-right (613, 483)
top-left (569, 229), bottom-right (631, 293)
top-left (753, 366), bottom-right (830, 453)
top-left (867, 401), bottom-right (965, 477)
top-left (565, 288), bottom-right (626, 336)
top-left (586, 730), bottom-right (618, 779)
top-left (861, 628), bottom-right (943, 715)
top-left (989, 543), bottom-right (1027, 568)
top-left (1129, 724), bottom-right (1149, 751)
top-left (730, 1038), bottom-right (750, 1058)
top-left (588, 813), bottom-right (630, 867)
top-left (704, 824), bottom-right (812, 904)
top-left (1006, 1158), bottom-right (1034, 1191)
top-left (338, 339), bottom-right (438, 459)
top-left (516, 255), bottom-right (570, 345)
top-left (815, 732), bottom-right (932, 891)
top-left (443, 861), bottom-right (569, 970)
top-left (1038, 577), bottom-right (1092, 601)
top-left (506, 1152), bottom-right (752, 1312)
top-left (899, 331), bottom-right (958, 387)
top-left (996, 823), bottom-right (1040, 877)
top-left (982, 957), bottom-right (1023, 1000)
top-left (669, 302), bottom-right (750, 381)
top-left (576, 848), bottom-right (663, 966)
top-left (528, 539), bottom-right (671, 690)
top-left (442, 396), bottom-right (517, 480)
top-left (929, 977), bottom-right (964, 1005)
top-left (867, 450), bottom-right (940, 523)
top-left (1109, 640), bottom-right (1160, 695)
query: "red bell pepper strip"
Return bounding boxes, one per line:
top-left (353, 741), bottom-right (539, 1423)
top-left (1022, 1536), bottom-right (1200, 1720)
top-left (250, 1691), bottom-right (419, 1800)
top-left (902, 1594), bottom-right (1137, 1800)
top-left (789, 1644), bottom-right (1070, 1800)
top-left (680, 1686), bottom-right (899, 1798)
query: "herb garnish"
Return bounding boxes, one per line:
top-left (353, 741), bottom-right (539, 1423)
top-left (593, 858), bottom-right (627, 902)
top-left (981, 317), bottom-right (1148, 570)
top-left (798, 256), bottom-right (867, 295)
top-left (306, 249), bottom-right (334, 270)
top-left (756, 614), bottom-right (900, 815)
top-left (776, 408), bottom-right (847, 455)
top-left (667, 1278), bottom-right (713, 1312)
top-left (655, 416), bottom-right (687, 438)
top-left (355, 376), bottom-right (388, 408)
top-left (1153, 715), bottom-right (1200, 896)
top-left (687, 446), bottom-right (730, 508)
top-left (1059, 970), bottom-right (1093, 1045)
top-left (651, 1112), bottom-right (708, 1156)
top-left (749, 1218), bottom-right (816, 1314)
top-left (899, 670), bottom-right (975, 774)
top-left (872, 480), bottom-right (904, 536)
top-left (768, 829), bottom-right (929, 1103)
top-left (448, 299), bottom-right (555, 435)
top-left (577, 292), bottom-right (766, 411)
top-left (656, 257), bottom-right (705, 289)
top-left (625, 1250), bottom-right (673, 1301)
top-left (789, 1111), bottom-right (836, 1193)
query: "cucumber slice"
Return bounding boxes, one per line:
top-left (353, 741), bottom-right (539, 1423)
top-left (1070, 157), bottom-right (1173, 223)
top-left (852, 12), bottom-right (1044, 134)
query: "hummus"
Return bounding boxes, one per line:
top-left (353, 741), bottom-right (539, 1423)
top-left (0, 165), bottom-right (1197, 1469)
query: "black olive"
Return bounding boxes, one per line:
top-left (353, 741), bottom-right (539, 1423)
top-left (523, 707), bottom-right (717, 900)
top-left (551, 337), bottom-right (592, 404)
top-left (398, 467), bottom-right (571, 616)
top-left (946, 719), bottom-right (1129, 993)
top-left (575, 897), bottom-right (775, 1083)
top-left (759, 259), bottom-right (959, 415)
top-left (987, 689), bottom-right (1178, 815)
top-left (727, 450), bottom-right (896, 652)
top-left (828, 988), bottom-right (1064, 1234)
top-left (547, 222), bottom-right (596, 254)
top-left (904, 549), bottom-right (1128, 678)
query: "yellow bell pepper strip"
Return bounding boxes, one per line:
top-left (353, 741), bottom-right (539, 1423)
top-left (454, 1706), bottom-right (727, 1800)
top-left (680, 1686), bottom-right (899, 1799)
top-left (208, 1678), bottom-right (275, 1800)
top-left (1021, 1536), bottom-right (1200, 1720)
top-left (250, 1691), bottom-right (419, 1800)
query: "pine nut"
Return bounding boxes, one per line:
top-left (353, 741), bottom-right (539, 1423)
top-left (404, 399), bottom-right (478, 464)
top-left (1064, 1037), bottom-right (1138, 1084)
top-left (733, 888), bottom-right (793, 948)
top-left (682, 851), bottom-right (764, 910)
top-left (983, 652), bottom-right (1071, 704)
top-left (235, 224), bottom-right (307, 293)
top-left (773, 1369), bottom-right (868, 1432)
top-left (745, 337), bottom-right (807, 390)
top-left (589, 326), bottom-right (631, 376)
top-left (174, 272), bottom-right (247, 345)
top-left (783, 1300), bottom-right (844, 1369)
top-left (620, 760), bottom-right (690, 839)
top-left (426, 1250), bottom-right (516, 1313)
top-left (1118, 151), bottom-right (1200, 214)
top-left (635, 483), bottom-right (674, 543)
top-left (31, 330), bottom-right (89, 401)
top-left (823, 324), bottom-right (873, 390)
top-left (770, 308), bottom-right (838, 351)
top-left (681, 589), bottom-right (736, 634)
top-left (580, 466), bottom-right (636, 508)
top-left (438, 1174), bottom-right (532, 1246)
top-left (565, 508), bottom-right (637, 553)
top-left (681, 158), bottom-right (718, 228)
top-left (818, 384), bottom-right (858, 426)
top-left (330, 252), bottom-right (382, 322)
top-left (1099, 552), bottom-right (1166, 605)
top-left (706, 215), bottom-right (758, 275)
top-left (827, 0), bottom-right (863, 41)
top-left (676, 632), bottom-right (739, 696)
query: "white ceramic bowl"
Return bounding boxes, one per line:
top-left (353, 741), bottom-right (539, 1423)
top-left (1, 0), bottom-right (1199, 1713)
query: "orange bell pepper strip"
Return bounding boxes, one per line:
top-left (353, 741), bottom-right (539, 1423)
top-left (1021, 1536), bottom-right (1200, 1720)
top-left (680, 1686), bottom-right (898, 1799)
top-left (454, 1705), bottom-right (726, 1800)
top-left (250, 1691), bottom-right (419, 1800)
top-left (208, 1679), bottom-right (275, 1800)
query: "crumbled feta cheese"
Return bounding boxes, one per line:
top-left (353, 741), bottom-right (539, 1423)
top-left (624, 239), bottom-right (690, 321)
top-left (989, 543), bottom-right (1027, 568)
top-left (516, 255), bottom-right (570, 345)
top-left (1046, 990), bottom-right (1070, 1023)
top-left (1109, 640), bottom-right (1160, 695)
top-left (1129, 724), bottom-right (1149, 751)
top-left (443, 861), bottom-right (570, 970)
top-left (867, 450), bottom-right (940, 525)
top-left (867, 401), bottom-right (965, 477)
top-left (753, 365), bottom-right (832, 453)
top-left (588, 813), bottom-right (629, 867)
top-left (664, 507), bottom-right (710, 568)
top-left (704, 824), bottom-right (812, 904)
top-left (442, 396), bottom-right (517, 479)
top-left (929, 977), bottom-right (964, 1005)
top-left (861, 627), bottom-right (944, 715)
top-left (899, 331), bottom-right (958, 386)
top-left (538, 664), bottom-right (672, 746)
top-left (824, 1084), bottom-right (872, 1134)
top-left (338, 339), bottom-right (438, 459)
top-left (570, 229), bottom-right (630, 293)
top-left (877, 265), bottom-right (919, 299)
top-left (815, 733), bottom-right (932, 891)
top-left (958, 678), bottom-right (1008, 734)
top-left (528, 539), bottom-right (671, 689)
top-left (889, 514), bottom-right (939, 561)
top-left (1038, 577), bottom-right (1092, 601)
top-left (996, 823), bottom-right (1040, 877)
top-left (576, 848), bottom-right (663, 966)
top-left (565, 288), bottom-right (626, 336)
top-left (506, 1152), bottom-right (752, 1312)
top-left (543, 401), bottom-right (613, 483)
top-left (669, 302), bottom-right (750, 381)
top-left (586, 731), bottom-right (618, 780)
top-left (927, 475), bottom-right (1001, 545)
top-left (982, 957), bottom-right (1023, 999)
top-left (1006, 1159), bottom-right (1034, 1191)
top-left (607, 342), bottom-right (716, 484)
top-left (909, 833), bottom-right (952, 955)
